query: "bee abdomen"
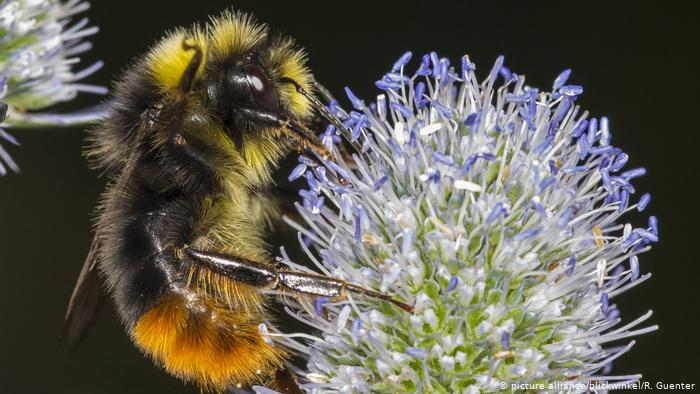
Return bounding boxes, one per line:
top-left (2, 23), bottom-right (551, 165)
top-left (131, 290), bottom-right (285, 391)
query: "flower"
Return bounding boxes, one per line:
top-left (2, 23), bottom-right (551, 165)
top-left (262, 51), bottom-right (659, 393)
top-left (0, 0), bottom-right (106, 174)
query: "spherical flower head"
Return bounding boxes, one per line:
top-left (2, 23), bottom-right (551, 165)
top-left (0, 0), bottom-right (106, 174)
top-left (266, 51), bottom-right (659, 393)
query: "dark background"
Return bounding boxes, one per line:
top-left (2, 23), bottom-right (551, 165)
top-left (1, 1), bottom-right (697, 393)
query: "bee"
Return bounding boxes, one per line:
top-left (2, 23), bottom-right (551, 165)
top-left (63, 10), bottom-right (411, 393)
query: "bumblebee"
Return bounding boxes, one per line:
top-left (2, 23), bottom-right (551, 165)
top-left (63, 10), bottom-right (411, 393)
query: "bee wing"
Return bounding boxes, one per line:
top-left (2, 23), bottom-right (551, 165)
top-left (62, 235), bottom-right (103, 350)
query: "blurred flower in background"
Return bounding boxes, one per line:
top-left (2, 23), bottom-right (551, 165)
top-left (0, 0), bottom-right (105, 174)
top-left (268, 52), bottom-right (659, 393)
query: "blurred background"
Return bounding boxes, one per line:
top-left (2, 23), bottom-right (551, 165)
top-left (0, 1), bottom-right (697, 393)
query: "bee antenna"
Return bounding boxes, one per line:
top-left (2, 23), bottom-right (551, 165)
top-left (284, 119), bottom-right (349, 185)
top-left (179, 39), bottom-right (203, 94)
top-left (280, 77), bottom-right (363, 154)
top-left (284, 119), bottom-right (333, 161)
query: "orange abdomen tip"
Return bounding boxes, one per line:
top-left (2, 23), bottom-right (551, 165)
top-left (132, 293), bottom-right (285, 391)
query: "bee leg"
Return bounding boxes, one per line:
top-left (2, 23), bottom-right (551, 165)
top-left (236, 107), bottom-right (334, 162)
top-left (275, 270), bottom-right (413, 312)
top-left (305, 83), bottom-right (360, 171)
top-left (183, 246), bottom-right (413, 312)
top-left (271, 366), bottom-right (304, 394)
top-left (236, 107), bottom-right (350, 184)
top-left (334, 137), bottom-right (360, 171)
top-left (183, 247), bottom-right (278, 288)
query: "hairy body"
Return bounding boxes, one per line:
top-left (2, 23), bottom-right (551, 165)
top-left (72, 12), bottom-right (312, 391)
top-left (64, 11), bottom-right (410, 393)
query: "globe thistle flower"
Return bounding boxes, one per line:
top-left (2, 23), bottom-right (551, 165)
top-left (261, 52), bottom-right (659, 393)
top-left (0, 0), bottom-right (106, 174)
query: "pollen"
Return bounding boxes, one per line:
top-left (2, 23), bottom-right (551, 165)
top-left (494, 350), bottom-right (515, 359)
top-left (592, 224), bottom-right (605, 248)
top-left (501, 164), bottom-right (510, 181)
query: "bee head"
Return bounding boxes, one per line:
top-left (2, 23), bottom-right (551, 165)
top-left (206, 52), bottom-right (280, 115)
top-left (146, 11), bottom-right (314, 136)
top-left (87, 11), bottom-right (326, 190)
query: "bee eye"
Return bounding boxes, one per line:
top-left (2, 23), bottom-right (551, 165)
top-left (242, 63), bottom-right (278, 111)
